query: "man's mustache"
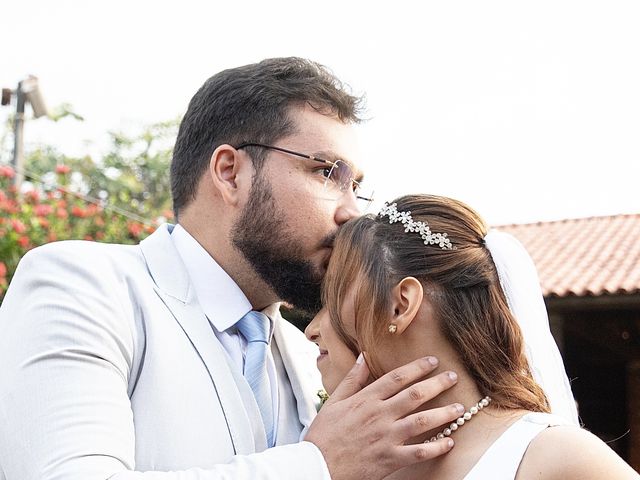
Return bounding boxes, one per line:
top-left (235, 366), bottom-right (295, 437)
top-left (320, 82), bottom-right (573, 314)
top-left (321, 231), bottom-right (338, 249)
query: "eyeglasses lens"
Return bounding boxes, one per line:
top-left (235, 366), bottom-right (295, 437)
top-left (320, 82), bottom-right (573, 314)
top-left (325, 160), bottom-right (374, 210)
top-left (325, 161), bottom-right (352, 193)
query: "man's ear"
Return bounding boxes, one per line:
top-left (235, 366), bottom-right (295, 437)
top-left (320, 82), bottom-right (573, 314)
top-left (389, 277), bottom-right (424, 335)
top-left (209, 144), bottom-right (252, 206)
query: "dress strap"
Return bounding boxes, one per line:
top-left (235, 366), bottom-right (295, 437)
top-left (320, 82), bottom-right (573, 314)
top-left (464, 413), bottom-right (568, 479)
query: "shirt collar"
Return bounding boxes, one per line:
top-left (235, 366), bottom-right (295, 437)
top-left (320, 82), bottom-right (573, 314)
top-left (171, 223), bottom-right (252, 332)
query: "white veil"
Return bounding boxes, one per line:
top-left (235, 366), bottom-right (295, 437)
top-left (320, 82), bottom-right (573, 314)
top-left (484, 230), bottom-right (580, 425)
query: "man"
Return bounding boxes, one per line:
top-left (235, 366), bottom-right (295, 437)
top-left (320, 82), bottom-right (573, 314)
top-left (0, 57), bottom-right (460, 479)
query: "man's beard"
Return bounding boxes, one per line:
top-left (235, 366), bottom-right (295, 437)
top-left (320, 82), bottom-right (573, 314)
top-left (231, 173), bottom-right (329, 314)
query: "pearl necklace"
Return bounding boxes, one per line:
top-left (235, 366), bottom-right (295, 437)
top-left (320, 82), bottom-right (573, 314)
top-left (425, 396), bottom-right (492, 443)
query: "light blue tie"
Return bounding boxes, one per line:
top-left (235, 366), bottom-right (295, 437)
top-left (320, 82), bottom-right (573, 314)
top-left (236, 311), bottom-right (275, 447)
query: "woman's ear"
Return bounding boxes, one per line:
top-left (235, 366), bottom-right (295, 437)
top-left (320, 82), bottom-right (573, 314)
top-left (388, 277), bottom-right (424, 335)
top-left (209, 144), bottom-right (251, 206)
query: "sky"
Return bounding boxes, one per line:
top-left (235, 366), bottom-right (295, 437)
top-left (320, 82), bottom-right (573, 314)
top-left (1, 0), bottom-right (639, 226)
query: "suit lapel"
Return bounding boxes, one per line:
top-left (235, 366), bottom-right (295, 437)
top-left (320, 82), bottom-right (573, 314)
top-left (223, 353), bottom-right (269, 451)
top-left (139, 225), bottom-right (259, 454)
top-left (273, 313), bottom-right (322, 434)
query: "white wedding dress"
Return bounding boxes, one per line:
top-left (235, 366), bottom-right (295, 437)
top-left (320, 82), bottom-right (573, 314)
top-left (464, 412), bottom-right (570, 479)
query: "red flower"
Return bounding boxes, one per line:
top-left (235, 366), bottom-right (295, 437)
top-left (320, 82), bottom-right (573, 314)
top-left (24, 190), bottom-right (40, 203)
top-left (0, 199), bottom-right (19, 214)
top-left (0, 165), bottom-right (15, 179)
top-left (17, 236), bottom-right (30, 248)
top-left (34, 204), bottom-right (54, 216)
top-left (10, 219), bottom-right (27, 234)
top-left (71, 206), bottom-right (86, 218)
top-left (55, 164), bottom-right (71, 174)
top-left (84, 204), bottom-right (101, 217)
top-left (0, 261), bottom-right (6, 277)
top-left (127, 222), bottom-right (143, 237)
top-left (56, 208), bottom-right (68, 219)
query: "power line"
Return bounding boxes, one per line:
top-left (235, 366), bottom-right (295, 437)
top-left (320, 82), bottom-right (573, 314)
top-left (0, 160), bottom-right (157, 226)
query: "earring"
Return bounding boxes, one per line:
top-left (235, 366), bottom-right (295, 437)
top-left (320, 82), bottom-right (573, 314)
top-left (388, 324), bottom-right (397, 334)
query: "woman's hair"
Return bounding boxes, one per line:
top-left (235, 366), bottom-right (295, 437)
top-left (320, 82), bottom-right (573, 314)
top-left (322, 194), bottom-right (550, 413)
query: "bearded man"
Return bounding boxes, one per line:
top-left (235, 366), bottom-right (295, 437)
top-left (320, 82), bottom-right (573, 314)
top-left (0, 57), bottom-right (459, 480)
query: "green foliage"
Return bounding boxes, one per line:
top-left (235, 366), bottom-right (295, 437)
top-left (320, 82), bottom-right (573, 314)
top-left (0, 165), bottom-right (162, 300)
top-left (21, 118), bottom-right (179, 221)
top-left (0, 106), bottom-right (178, 301)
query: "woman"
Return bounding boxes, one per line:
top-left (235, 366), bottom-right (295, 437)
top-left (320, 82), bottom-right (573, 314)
top-left (305, 194), bottom-right (637, 479)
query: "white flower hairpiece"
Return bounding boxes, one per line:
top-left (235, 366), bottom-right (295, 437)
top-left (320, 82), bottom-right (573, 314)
top-left (378, 202), bottom-right (454, 250)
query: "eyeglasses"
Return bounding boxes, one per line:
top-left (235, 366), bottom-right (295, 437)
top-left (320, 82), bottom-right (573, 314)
top-left (235, 142), bottom-right (374, 209)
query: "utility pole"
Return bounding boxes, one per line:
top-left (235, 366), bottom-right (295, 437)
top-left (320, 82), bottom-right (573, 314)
top-left (12, 80), bottom-right (26, 188)
top-left (1, 75), bottom-right (49, 190)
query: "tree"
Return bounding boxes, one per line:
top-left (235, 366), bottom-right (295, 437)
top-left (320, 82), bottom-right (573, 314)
top-left (0, 105), bottom-right (177, 300)
top-left (17, 113), bottom-right (179, 222)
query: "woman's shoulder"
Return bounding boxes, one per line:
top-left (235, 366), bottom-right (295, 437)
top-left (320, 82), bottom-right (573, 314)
top-left (516, 422), bottom-right (639, 479)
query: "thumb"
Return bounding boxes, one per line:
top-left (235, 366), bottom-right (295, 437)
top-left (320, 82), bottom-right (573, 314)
top-left (325, 353), bottom-right (370, 404)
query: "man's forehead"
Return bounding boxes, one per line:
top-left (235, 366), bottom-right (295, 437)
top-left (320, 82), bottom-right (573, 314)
top-left (288, 105), bottom-right (365, 174)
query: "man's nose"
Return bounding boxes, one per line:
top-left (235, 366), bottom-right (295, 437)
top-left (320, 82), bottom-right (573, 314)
top-left (334, 191), bottom-right (361, 226)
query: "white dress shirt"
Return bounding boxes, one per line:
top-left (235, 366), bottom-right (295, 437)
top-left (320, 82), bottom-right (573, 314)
top-left (172, 223), bottom-right (297, 445)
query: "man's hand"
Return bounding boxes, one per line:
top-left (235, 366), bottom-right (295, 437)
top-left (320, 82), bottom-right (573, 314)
top-left (305, 355), bottom-right (460, 480)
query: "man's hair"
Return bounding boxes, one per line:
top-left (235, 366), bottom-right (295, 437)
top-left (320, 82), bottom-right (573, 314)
top-left (323, 194), bottom-right (551, 413)
top-left (170, 57), bottom-right (365, 216)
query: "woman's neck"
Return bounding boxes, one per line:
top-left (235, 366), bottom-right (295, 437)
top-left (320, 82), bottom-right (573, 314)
top-left (387, 358), bottom-right (527, 480)
top-left (411, 361), bottom-right (487, 443)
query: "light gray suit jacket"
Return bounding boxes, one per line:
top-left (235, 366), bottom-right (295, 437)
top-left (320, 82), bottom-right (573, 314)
top-left (0, 225), bottom-right (329, 479)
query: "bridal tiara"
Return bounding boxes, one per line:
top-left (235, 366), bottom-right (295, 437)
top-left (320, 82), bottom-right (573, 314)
top-left (378, 202), bottom-right (454, 250)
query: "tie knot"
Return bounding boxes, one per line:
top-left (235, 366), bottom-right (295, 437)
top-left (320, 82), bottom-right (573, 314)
top-left (236, 310), bottom-right (271, 344)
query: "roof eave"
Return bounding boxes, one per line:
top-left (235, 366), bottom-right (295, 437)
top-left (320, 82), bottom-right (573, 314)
top-left (545, 292), bottom-right (640, 311)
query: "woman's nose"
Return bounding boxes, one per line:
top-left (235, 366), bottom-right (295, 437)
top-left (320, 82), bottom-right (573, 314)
top-left (305, 315), bottom-right (320, 342)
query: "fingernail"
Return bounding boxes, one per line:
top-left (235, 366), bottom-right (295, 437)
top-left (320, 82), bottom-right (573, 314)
top-left (448, 371), bottom-right (458, 382)
top-left (447, 438), bottom-right (454, 448)
top-left (356, 353), bottom-right (365, 365)
top-left (427, 356), bottom-right (438, 366)
top-left (454, 403), bottom-right (464, 414)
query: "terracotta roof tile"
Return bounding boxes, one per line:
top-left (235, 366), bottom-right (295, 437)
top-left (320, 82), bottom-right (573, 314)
top-left (497, 214), bottom-right (640, 298)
